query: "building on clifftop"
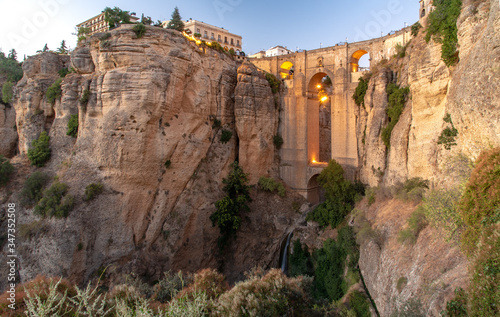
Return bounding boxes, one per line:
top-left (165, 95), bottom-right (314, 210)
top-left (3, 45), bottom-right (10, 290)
top-left (77, 12), bottom-right (140, 36)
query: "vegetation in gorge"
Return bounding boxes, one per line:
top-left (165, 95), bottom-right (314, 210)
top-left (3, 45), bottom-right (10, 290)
top-left (438, 113), bottom-right (458, 150)
top-left (27, 131), bottom-right (51, 167)
top-left (34, 182), bottom-right (74, 218)
top-left (265, 73), bottom-right (280, 94)
top-left (352, 75), bottom-right (370, 108)
top-left (381, 83), bottom-right (410, 148)
top-left (0, 155), bottom-right (14, 186)
top-left (210, 161), bottom-right (251, 250)
top-left (46, 78), bottom-right (63, 105)
top-left (306, 160), bottom-right (364, 228)
top-left (258, 176), bottom-right (286, 197)
top-left (67, 114), bottom-right (79, 138)
top-left (425, 0), bottom-right (462, 66)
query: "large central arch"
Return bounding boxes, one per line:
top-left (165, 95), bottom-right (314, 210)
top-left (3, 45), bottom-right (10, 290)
top-left (307, 70), bottom-right (334, 165)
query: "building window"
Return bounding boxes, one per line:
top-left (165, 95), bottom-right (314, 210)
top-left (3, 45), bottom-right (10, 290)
top-left (237, 40), bottom-right (240, 47)
top-left (218, 35), bottom-right (221, 41)
top-left (197, 28), bottom-right (200, 34)
top-left (231, 38), bottom-right (234, 45)
top-left (204, 31), bottom-right (208, 38)
top-left (224, 36), bottom-right (228, 44)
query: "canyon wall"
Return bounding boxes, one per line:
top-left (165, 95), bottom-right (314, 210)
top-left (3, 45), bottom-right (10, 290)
top-left (0, 26), bottom-right (295, 288)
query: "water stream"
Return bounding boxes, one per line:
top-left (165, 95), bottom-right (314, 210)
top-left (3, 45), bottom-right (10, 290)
top-left (280, 232), bottom-right (293, 275)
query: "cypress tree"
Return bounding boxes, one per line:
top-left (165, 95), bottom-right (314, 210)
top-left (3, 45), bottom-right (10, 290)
top-left (166, 7), bottom-right (185, 32)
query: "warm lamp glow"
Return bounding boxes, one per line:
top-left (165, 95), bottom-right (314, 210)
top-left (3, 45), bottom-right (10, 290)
top-left (316, 84), bottom-right (322, 89)
top-left (320, 96), bottom-right (328, 102)
top-left (312, 159), bottom-right (317, 163)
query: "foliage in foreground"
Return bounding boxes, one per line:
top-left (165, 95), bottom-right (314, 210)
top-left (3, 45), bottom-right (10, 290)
top-left (20, 172), bottom-right (49, 207)
top-left (67, 114), bottom-right (79, 137)
top-left (210, 161), bottom-right (251, 250)
top-left (352, 75), bottom-right (370, 108)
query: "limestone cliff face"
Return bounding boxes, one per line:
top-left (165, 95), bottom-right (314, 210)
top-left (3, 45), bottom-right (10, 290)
top-left (235, 62), bottom-right (279, 184)
top-left (0, 104), bottom-right (17, 157)
top-left (356, 1), bottom-right (499, 314)
top-left (1, 25), bottom-right (290, 288)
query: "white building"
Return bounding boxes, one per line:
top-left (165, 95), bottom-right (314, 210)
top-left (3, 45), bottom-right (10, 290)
top-left (164, 19), bottom-right (243, 53)
top-left (265, 46), bottom-right (293, 57)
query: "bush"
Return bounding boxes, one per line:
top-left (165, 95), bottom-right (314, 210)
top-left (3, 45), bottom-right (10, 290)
top-left (20, 172), bottom-right (48, 206)
top-left (422, 187), bottom-right (463, 242)
top-left (27, 131), bottom-right (51, 167)
top-left (425, 0), bottom-right (462, 66)
top-left (152, 271), bottom-right (191, 303)
top-left (459, 147), bottom-right (500, 255)
top-left (394, 43), bottom-right (407, 58)
top-left (258, 176), bottom-right (285, 197)
top-left (66, 114), bottom-right (78, 138)
top-left (133, 23), bottom-right (146, 38)
top-left (353, 76), bottom-right (370, 108)
top-left (164, 159), bottom-right (171, 168)
top-left (397, 206), bottom-right (428, 245)
top-left (347, 290), bottom-right (371, 317)
top-left (1, 81), bottom-right (13, 104)
top-left (411, 22), bottom-right (422, 37)
top-left (265, 73), bottom-right (280, 94)
top-left (220, 129), bottom-right (232, 143)
top-left (306, 160), bottom-right (360, 228)
top-left (438, 113), bottom-right (458, 150)
top-left (79, 89), bottom-right (89, 105)
top-left (381, 83), bottom-right (410, 148)
top-left (394, 177), bottom-right (429, 202)
top-left (58, 68), bottom-right (69, 78)
top-left (396, 277), bottom-right (408, 293)
top-left (84, 183), bottom-right (103, 201)
top-left (273, 134), bottom-right (284, 150)
top-left (34, 182), bottom-right (74, 218)
top-left (210, 161), bottom-right (251, 250)
top-left (46, 78), bottom-right (62, 105)
top-left (289, 239), bottom-right (314, 278)
top-left (212, 117), bottom-right (221, 128)
top-left (0, 155), bottom-right (14, 186)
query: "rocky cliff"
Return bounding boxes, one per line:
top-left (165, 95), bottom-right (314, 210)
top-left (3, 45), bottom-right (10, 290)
top-left (0, 25), bottom-right (297, 289)
top-left (356, 0), bottom-right (499, 315)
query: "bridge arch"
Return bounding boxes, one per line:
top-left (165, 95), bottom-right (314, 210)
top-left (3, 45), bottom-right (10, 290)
top-left (307, 174), bottom-right (325, 205)
top-left (279, 61), bottom-right (294, 79)
top-left (350, 49), bottom-right (370, 73)
top-left (307, 71), bottom-right (334, 164)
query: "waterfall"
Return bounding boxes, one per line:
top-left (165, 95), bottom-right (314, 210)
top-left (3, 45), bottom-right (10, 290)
top-left (280, 232), bottom-right (293, 275)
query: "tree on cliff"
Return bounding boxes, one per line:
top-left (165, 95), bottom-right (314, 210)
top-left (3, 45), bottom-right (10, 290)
top-left (57, 40), bottom-right (68, 54)
top-left (103, 7), bottom-right (131, 28)
top-left (210, 161), bottom-right (251, 250)
top-left (166, 7), bottom-right (184, 32)
top-left (8, 49), bottom-right (17, 61)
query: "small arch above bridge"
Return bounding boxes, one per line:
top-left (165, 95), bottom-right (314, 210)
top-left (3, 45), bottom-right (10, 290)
top-left (351, 49), bottom-right (370, 73)
top-left (280, 61), bottom-right (294, 79)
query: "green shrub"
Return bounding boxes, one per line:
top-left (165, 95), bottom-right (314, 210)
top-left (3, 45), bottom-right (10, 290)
top-left (20, 172), bottom-right (48, 206)
top-left (66, 114), bottom-right (78, 138)
top-left (394, 43), bottom-right (407, 58)
top-left (27, 131), bottom-right (51, 167)
top-left (443, 288), bottom-right (468, 316)
top-left (228, 48), bottom-right (235, 56)
top-left (306, 160), bottom-right (360, 228)
top-left (422, 187), bottom-right (463, 242)
top-left (398, 206), bottom-right (428, 245)
top-left (459, 147), bottom-right (500, 255)
top-left (381, 83), bottom-right (410, 148)
top-left (0, 155), bottom-right (14, 186)
top-left (34, 182), bottom-right (74, 218)
top-left (1, 81), bottom-right (13, 104)
top-left (133, 23), bottom-right (146, 38)
top-left (273, 134), bottom-right (284, 150)
top-left (79, 89), bottom-right (90, 105)
top-left (57, 68), bottom-right (69, 78)
top-left (394, 177), bottom-right (429, 202)
top-left (152, 271), bottom-right (190, 303)
top-left (425, 0), bottom-right (462, 66)
top-left (265, 73), bottom-right (280, 94)
top-left (220, 129), bottom-right (232, 144)
top-left (347, 290), bottom-right (371, 317)
top-left (165, 160), bottom-right (171, 168)
top-left (46, 78), bottom-right (62, 105)
top-left (411, 22), bottom-right (422, 37)
top-left (212, 117), bottom-right (221, 128)
top-left (258, 176), bottom-right (285, 197)
top-left (366, 187), bottom-right (376, 205)
top-left (84, 183), bottom-right (104, 201)
top-left (396, 277), bottom-right (408, 293)
top-left (438, 113), bottom-right (458, 150)
top-left (353, 76), bottom-right (370, 108)
top-left (289, 239), bottom-right (314, 277)
top-left (210, 161), bottom-right (251, 250)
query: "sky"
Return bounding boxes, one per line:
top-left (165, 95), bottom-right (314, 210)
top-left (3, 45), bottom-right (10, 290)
top-left (0, 0), bottom-right (420, 59)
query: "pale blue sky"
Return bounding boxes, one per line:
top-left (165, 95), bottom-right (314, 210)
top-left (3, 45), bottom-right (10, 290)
top-left (0, 0), bottom-right (420, 59)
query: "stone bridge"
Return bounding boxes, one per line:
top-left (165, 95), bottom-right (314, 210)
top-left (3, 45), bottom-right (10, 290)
top-left (250, 27), bottom-right (412, 203)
